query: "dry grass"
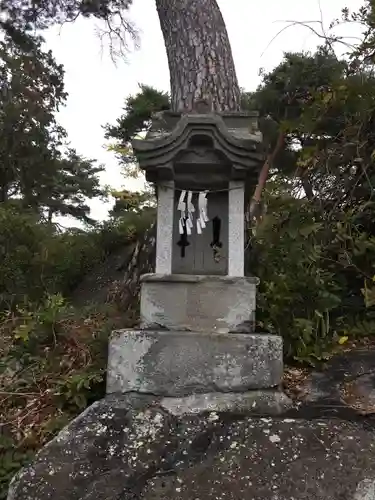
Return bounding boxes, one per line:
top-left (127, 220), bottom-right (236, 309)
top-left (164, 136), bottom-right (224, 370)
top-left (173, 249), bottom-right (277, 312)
top-left (0, 303), bottom-right (131, 498)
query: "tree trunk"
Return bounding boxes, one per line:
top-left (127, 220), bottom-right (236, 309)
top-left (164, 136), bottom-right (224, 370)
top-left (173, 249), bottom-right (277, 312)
top-left (155, 0), bottom-right (241, 112)
top-left (0, 185), bottom-right (7, 203)
top-left (301, 175), bottom-right (314, 201)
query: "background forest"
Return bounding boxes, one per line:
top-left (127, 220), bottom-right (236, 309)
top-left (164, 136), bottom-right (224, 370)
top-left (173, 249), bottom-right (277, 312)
top-left (2, 0), bottom-right (375, 496)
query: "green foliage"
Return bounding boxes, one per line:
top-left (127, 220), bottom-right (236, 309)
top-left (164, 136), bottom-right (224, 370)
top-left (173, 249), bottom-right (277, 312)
top-left (40, 149), bottom-right (105, 224)
top-left (105, 85), bottom-right (170, 173)
top-left (254, 50), bottom-right (345, 124)
top-left (240, 38), bottom-right (375, 364)
top-left (0, 195), bottom-right (151, 496)
top-left (0, 26), bottom-right (124, 496)
top-left (0, 296), bottom-right (118, 499)
top-left (248, 181), bottom-right (375, 365)
top-left (249, 185), bottom-right (339, 364)
top-left (95, 205), bottom-right (156, 253)
top-left (363, 279), bottom-right (375, 308)
top-left (331, 1), bottom-right (375, 64)
top-left (105, 84), bottom-right (170, 147)
top-left (0, 205), bottom-right (100, 308)
top-left (109, 189), bottom-right (155, 217)
top-left (0, 200), bottom-right (154, 311)
top-left (0, 32), bottom-right (105, 223)
top-left (0, 437), bottom-right (35, 500)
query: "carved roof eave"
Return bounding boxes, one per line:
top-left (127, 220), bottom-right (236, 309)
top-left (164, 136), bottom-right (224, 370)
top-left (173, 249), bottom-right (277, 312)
top-left (131, 114), bottom-right (264, 171)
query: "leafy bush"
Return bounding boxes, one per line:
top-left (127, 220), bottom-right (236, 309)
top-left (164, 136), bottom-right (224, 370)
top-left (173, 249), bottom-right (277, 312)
top-left (0, 205), bottom-right (101, 308)
top-left (0, 295), bottom-right (121, 499)
top-left (95, 206), bottom-right (156, 255)
top-left (249, 186), bottom-right (375, 365)
top-left (0, 203), bottom-right (155, 311)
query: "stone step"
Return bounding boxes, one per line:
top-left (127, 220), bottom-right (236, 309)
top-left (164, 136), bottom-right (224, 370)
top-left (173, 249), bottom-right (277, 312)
top-left (160, 391), bottom-right (292, 416)
top-left (106, 329), bottom-right (283, 397)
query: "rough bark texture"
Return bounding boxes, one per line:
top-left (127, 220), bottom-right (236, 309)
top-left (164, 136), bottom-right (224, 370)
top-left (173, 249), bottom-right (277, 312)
top-left (155, 0), bottom-right (241, 112)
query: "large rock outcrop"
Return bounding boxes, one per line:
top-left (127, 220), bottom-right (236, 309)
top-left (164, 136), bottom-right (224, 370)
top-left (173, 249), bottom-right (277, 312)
top-left (7, 392), bottom-right (375, 500)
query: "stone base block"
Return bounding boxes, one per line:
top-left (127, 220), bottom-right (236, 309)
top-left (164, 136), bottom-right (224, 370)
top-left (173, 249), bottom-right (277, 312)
top-left (107, 329), bottom-right (283, 397)
top-left (140, 273), bottom-right (259, 333)
top-left (160, 391), bottom-right (292, 416)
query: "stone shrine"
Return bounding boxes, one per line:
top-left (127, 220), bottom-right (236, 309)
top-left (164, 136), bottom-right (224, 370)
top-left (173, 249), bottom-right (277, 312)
top-left (106, 107), bottom-right (289, 410)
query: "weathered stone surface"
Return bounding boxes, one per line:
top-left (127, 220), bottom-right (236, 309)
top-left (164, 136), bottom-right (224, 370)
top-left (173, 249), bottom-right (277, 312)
top-left (140, 274), bottom-right (259, 333)
top-left (285, 347), bottom-right (375, 417)
top-left (132, 112), bottom-right (264, 186)
top-left (344, 372), bottom-right (375, 412)
top-left (107, 329), bottom-right (283, 396)
top-left (8, 394), bottom-right (375, 500)
top-left (141, 417), bottom-right (375, 500)
top-left (7, 394), bottom-right (167, 500)
top-left (155, 182), bottom-right (174, 274)
top-left (228, 180), bottom-right (245, 276)
top-left (160, 390), bottom-right (292, 416)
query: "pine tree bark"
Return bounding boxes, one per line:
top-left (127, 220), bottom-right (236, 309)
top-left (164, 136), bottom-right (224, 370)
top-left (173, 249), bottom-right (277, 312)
top-left (155, 0), bottom-right (241, 112)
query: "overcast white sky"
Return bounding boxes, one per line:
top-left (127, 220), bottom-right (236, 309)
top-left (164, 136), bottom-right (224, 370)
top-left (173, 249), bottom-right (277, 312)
top-left (43, 0), bottom-right (364, 225)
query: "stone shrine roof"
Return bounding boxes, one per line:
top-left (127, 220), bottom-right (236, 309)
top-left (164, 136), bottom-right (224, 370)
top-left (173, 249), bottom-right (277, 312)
top-left (132, 110), bottom-right (264, 185)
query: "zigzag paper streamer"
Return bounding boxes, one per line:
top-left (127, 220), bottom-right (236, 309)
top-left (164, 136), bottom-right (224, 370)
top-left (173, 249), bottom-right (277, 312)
top-left (198, 191), bottom-right (209, 229)
top-left (178, 190), bottom-right (187, 235)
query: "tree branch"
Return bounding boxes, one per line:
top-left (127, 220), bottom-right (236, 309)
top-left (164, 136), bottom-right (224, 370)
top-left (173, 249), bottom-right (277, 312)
top-left (248, 130), bottom-right (285, 222)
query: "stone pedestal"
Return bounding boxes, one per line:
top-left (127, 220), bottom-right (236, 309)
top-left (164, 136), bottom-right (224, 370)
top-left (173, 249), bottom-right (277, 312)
top-left (107, 330), bottom-right (283, 396)
top-left (140, 274), bottom-right (258, 333)
top-left (106, 272), bottom-right (288, 415)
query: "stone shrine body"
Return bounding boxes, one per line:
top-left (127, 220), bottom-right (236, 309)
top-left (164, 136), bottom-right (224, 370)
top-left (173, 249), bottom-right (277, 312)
top-left (135, 109), bottom-right (263, 279)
